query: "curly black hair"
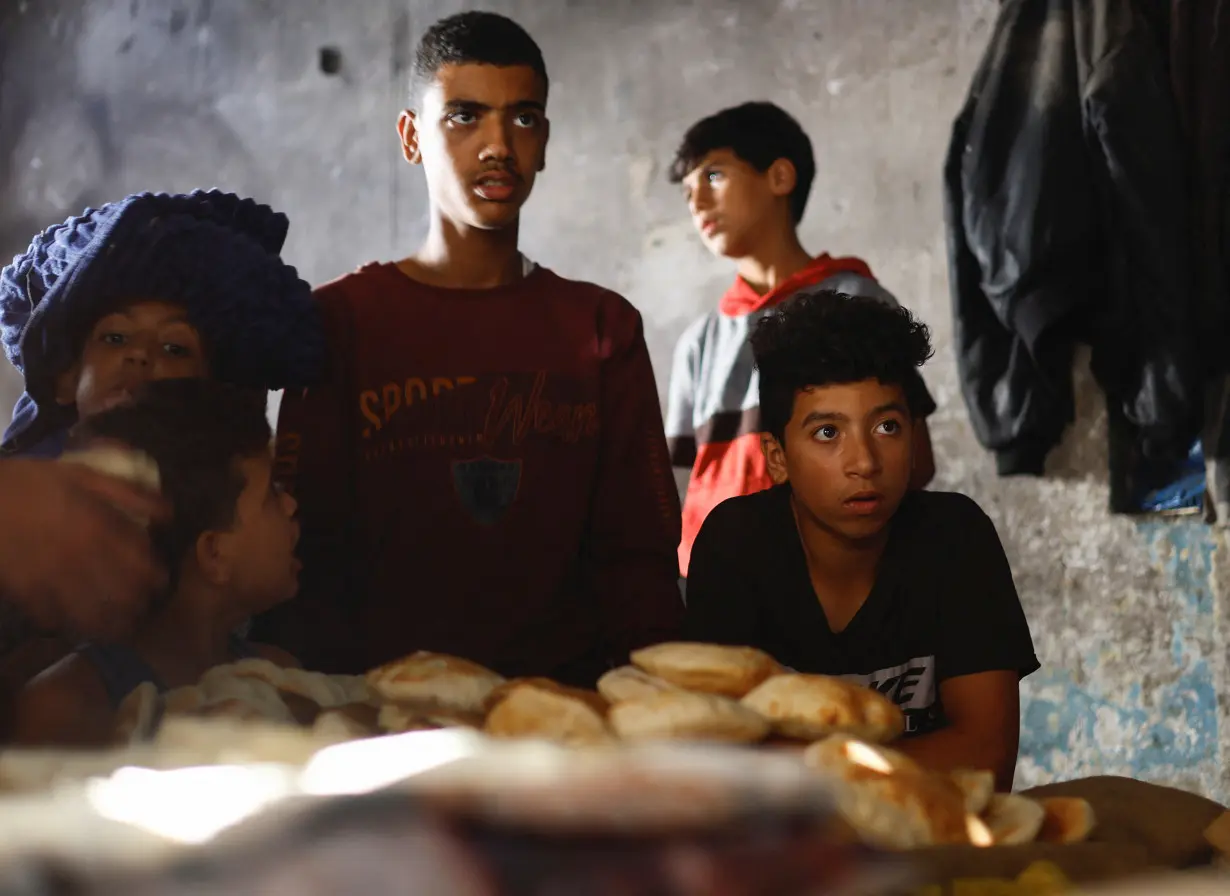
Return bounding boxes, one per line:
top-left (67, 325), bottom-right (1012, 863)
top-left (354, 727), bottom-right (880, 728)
top-left (69, 378), bottom-right (272, 599)
top-left (752, 289), bottom-right (933, 443)
top-left (668, 102), bottom-right (815, 224)
top-left (410, 11), bottom-right (548, 105)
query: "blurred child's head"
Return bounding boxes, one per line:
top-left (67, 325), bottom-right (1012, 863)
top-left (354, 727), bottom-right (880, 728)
top-left (0, 190), bottom-right (323, 452)
top-left (669, 102), bottom-right (815, 259)
top-left (72, 378), bottom-right (300, 619)
top-left (752, 289), bottom-right (932, 542)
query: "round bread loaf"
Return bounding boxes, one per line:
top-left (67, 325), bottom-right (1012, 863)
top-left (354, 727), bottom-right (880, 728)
top-left (802, 735), bottom-right (971, 849)
top-left (484, 680), bottom-right (612, 747)
top-left (366, 651), bottom-right (505, 714)
top-left (1036, 796), bottom-right (1096, 844)
top-left (981, 793), bottom-right (1046, 846)
top-left (596, 666), bottom-right (680, 703)
top-left (740, 674), bottom-right (905, 743)
top-left (629, 642), bottom-right (780, 698)
top-left (608, 691), bottom-right (770, 744)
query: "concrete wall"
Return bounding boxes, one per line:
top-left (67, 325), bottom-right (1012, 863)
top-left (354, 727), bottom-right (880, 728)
top-left (3, 0), bottom-right (1225, 799)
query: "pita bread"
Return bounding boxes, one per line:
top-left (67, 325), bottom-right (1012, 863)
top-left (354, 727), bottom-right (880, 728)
top-left (214, 657), bottom-right (287, 688)
top-left (981, 793), bottom-right (1046, 846)
top-left (608, 691), bottom-right (769, 743)
top-left (1036, 796), bottom-right (1096, 844)
top-left (484, 678), bottom-right (608, 716)
top-left (740, 674), bottom-right (905, 743)
top-left (113, 681), bottom-right (160, 744)
top-left (630, 642), bottom-right (779, 698)
top-left (366, 651), bottom-right (505, 714)
top-left (275, 688), bottom-right (324, 726)
top-left (162, 685), bottom-right (205, 716)
top-left (313, 707), bottom-right (379, 741)
top-left (802, 735), bottom-right (970, 849)
top-left (948, 769), bottom-right (995, 815)
top-left (484, 681), bottom-right (612, 746)
top-left (180, 667), bottom-right (295, 724)
top-left (596, 666), bottom-right (680, 703)
top-left (376, 703), bottom-right (458, 734)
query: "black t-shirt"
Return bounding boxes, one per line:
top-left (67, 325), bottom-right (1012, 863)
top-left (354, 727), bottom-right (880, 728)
top-left (684, 486), bottom-right (1039, 737)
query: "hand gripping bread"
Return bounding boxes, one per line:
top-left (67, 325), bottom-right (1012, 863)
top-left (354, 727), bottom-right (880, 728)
top-left (629, 642), bottom-right (780, 698)
top-left (741, 674), bottom-right (905, 743)
top-left (608, 690), bottom-right (769, 744)
top-left (366, 651), bottom-right (505, 714)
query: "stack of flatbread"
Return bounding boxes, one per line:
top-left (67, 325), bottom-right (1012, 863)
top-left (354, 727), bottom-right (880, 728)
top-left (106, 641), bottom-right (1096, 853)
top-left (801, 735), bottom-right (1096, 850)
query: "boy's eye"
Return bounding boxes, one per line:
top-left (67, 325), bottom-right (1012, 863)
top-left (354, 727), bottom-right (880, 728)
top-left (513, 112), bottom-right (539, 128)
top-left (447, 111), bottom-right (477, 126)
top-left (163, 342), bottom-right (192, 358)
top-left (706, 169), bottom-right (722, 184)
top-left (100, 332), bottom-right (126, 346)
top-left (876, 419), bottom-right (902, 436)
top-left (814, 424), bottom-right (839, 442)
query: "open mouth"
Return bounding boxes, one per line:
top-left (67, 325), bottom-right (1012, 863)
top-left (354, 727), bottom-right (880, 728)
top-left (843, 492), bottom-right (884, 515)
top-left (473, 173), bottom-right (519, 202)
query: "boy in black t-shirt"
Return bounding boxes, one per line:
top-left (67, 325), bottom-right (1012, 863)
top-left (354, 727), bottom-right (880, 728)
top-left (685, 289), bottom-right (1037, 789)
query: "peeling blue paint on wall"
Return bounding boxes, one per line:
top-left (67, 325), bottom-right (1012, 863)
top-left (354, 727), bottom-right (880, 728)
top-left (1017, 520), bottom-right (1221, 799)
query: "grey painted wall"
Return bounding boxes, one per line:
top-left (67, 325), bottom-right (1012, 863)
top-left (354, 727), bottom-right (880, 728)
top-left (4, 0), bottom-right (1226, 799)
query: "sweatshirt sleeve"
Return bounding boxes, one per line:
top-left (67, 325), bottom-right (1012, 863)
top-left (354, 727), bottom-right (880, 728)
top-left (586, 294), bottom-right (685, 663)
top-left (665, 323), bottom-right (699, 468)
top-left (251, 285), bottom-right (362, 673)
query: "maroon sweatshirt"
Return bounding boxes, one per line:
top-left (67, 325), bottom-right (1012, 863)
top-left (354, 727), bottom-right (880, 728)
top-left (255, 262), bottom-right (684, 685)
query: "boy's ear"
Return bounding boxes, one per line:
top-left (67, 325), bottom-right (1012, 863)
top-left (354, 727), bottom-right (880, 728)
top-left (194, 530), bottom-right (234, 587)
top-left (761, 433), bottom-right (790, 485)
top-left (767, 158), bottom-right (797, 200)
top-left (53, 365), bottom-right (81, 406)
top-left (397, 110), bottom-right (423, 165)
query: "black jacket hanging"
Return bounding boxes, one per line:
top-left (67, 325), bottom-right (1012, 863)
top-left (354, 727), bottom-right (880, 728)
top-left (944, 0), bottom-right (1200, 479)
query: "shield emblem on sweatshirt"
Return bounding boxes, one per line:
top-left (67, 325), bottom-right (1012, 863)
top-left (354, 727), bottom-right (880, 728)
top-left (452, 456), bottom-right (522, 526)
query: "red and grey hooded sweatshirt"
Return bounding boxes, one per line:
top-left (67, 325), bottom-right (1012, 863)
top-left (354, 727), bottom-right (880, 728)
top-left (665, 255), bottom-right (936, 576)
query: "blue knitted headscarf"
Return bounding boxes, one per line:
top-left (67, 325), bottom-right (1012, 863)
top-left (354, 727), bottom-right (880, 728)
top-left (0, 190), bottom-right (325, 453)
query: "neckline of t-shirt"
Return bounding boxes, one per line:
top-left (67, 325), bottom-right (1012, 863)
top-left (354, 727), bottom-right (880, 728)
top-left (378, 257), bottom-right (547, 297)
top-left (774, 484), bottom-right (905, 640)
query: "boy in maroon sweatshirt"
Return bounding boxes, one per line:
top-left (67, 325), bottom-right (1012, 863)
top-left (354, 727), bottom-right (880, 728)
top-left (252, 11), bottom-right (683, 685)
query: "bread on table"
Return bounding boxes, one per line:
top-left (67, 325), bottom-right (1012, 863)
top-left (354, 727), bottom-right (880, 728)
top-left (802, 735), bottom-right (971, 849)
top-left (596, 666), bottom-right (681, 703)
top-left (981, 793), bottom-right (1046, 846)
top-left (629, 642), bottom-right (780, 698)
top-left (740, 673), bottom-right (905, 743)
top-left (484, 679), bottom-right (612, 746)
top-left (608, 690), bottom-right (770, 744)
top-left (1036, 796), bottom-right (1096, 844)
top-left (365, 651), bottom-right (505, 714)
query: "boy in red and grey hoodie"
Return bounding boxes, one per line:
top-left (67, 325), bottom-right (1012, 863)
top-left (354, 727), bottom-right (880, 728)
top-left (666, 102), bottom-right (938, 576)
top-left (252, 12), bottom-right (683, 686)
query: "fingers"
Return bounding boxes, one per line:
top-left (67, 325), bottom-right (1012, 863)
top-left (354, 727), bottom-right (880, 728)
top-left (52, 487), bottom-right (165, 639)
top-left (63, 465), bottom-right (169, 524)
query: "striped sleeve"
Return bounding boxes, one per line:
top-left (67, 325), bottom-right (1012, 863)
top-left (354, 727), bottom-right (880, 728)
top-left (665, 322), bottom-right (701, 468)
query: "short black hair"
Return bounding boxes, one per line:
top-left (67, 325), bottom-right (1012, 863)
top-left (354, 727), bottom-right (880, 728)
top-left (71, 378), bottom-right (272, 595)
top-left (410, 11), bottom-right (548, 105)
top-left (668, 102), bottom-right (815, 224)
top-left (752, 289), bottom-right (933, 443)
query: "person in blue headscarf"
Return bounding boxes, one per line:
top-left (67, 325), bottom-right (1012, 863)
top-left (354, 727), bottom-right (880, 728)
top-left (0, 189), bottom-right (324, 457)
top-left (0, 190), bottom-right (325, 722)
